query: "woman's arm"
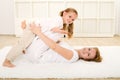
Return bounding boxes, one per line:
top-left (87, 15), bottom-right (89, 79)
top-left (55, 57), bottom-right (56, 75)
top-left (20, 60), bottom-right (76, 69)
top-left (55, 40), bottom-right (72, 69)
top-left (30, 23), bottom-right (73, 60)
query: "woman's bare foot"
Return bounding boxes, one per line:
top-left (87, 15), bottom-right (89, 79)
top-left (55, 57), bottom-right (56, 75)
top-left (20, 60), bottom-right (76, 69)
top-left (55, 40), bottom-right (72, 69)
top-left (2, 59), bottom-right (15, 68)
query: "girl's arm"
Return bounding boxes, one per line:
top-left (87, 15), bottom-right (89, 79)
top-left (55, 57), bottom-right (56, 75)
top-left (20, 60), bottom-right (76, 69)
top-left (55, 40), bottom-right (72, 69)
top-left (30, 23), bottom-right (73, 60)
top-left (51, 27), bottom-right (68, 34)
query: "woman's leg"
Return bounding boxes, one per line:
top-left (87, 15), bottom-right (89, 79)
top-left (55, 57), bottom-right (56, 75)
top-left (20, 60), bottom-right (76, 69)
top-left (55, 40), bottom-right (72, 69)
top-left (2, 28), bottom-right (35, 67)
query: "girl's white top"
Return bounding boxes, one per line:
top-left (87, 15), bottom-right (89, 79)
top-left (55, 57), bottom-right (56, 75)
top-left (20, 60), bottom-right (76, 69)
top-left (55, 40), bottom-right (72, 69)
top-left (28, 16), bottom-right (63, 33)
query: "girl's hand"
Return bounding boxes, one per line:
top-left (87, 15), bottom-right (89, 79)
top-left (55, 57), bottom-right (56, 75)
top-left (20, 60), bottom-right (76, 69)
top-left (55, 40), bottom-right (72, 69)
top-left (21, 20), bottom-right (26, 29)
top-left (30, 22), bottom-right (42, 35)
top-left (60, 29), bottom-right (68, 34)
top-left (51, 27), bottom-right (68, 34)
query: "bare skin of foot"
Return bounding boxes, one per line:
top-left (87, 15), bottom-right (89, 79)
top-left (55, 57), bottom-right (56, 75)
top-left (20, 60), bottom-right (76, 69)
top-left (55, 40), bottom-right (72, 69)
top-left (2, 59), bottom-right (15, 68)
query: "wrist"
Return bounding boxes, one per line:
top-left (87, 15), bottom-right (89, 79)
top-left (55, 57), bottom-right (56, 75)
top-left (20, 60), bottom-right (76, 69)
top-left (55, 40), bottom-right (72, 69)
top-left (37, 32), bottom-right (43, 36)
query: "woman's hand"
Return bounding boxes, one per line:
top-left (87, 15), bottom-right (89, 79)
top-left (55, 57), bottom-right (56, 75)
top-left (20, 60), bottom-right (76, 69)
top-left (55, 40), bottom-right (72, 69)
top-left (30, 22), bottom-right (42, 35)
top-left (51, 27), bottom-right (68, 34)
top-left (21, 20), bottom-right (26, 29)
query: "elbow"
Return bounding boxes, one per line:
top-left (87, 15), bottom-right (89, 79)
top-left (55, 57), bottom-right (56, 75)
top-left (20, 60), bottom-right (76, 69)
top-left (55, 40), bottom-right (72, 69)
top-left (65, 54), bottom-right (73, 60)
top-left (67, 57), bottom-right (73, 60)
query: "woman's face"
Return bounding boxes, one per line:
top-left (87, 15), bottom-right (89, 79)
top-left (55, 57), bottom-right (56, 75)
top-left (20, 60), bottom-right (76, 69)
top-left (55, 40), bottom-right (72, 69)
top-left (62, 11), bottom-right (78, 25)
top-left (79, 48), bottom-right (96, 60)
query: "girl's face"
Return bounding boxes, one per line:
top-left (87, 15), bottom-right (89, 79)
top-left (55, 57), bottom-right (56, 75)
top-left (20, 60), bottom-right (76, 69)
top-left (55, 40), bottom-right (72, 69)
top-left (78, 48), bottom-right (96, 60)
top-left (62, 11), bottom-right (78, 25)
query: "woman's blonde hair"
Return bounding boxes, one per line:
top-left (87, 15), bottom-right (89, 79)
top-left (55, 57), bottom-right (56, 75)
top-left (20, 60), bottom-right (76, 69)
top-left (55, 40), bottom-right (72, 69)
top-left (59, 8), bottom-right (78, 38)
top-left (84, 47), bottom-right (102, 62)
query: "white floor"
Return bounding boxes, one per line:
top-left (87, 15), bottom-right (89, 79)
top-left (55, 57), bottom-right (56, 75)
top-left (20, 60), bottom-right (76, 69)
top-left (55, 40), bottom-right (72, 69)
top-left (0, 46), bottom-right (120, 78)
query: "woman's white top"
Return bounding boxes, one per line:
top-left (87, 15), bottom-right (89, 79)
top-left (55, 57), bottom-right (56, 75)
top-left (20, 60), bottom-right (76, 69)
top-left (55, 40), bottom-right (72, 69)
top-left (25, 41), bottom-right (79, 63)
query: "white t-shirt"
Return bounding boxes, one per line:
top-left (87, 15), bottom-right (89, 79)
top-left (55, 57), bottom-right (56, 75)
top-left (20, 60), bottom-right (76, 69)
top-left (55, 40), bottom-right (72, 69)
top-left (25, 42), bottom-right (79, 63)
top-left (25, 16), bottom-right (64, 62)
top-left (28, 16), bottom-right (63, 33)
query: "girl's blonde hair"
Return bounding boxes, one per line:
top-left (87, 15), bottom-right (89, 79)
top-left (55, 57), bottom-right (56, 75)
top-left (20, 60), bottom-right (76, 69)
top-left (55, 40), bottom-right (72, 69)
top-left (59, 8), bottom-right (78, 38)
top-left (84, 47), bottom-right (102, 62)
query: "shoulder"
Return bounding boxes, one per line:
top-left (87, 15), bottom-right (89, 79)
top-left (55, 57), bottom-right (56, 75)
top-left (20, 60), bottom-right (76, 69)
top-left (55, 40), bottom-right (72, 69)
top-left (59, 41), bottom-right (79, 62)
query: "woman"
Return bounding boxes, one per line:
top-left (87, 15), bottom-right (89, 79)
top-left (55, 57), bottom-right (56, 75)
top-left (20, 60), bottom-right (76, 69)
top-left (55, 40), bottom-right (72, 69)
top-left (27, 23), bottom-right (102, 63)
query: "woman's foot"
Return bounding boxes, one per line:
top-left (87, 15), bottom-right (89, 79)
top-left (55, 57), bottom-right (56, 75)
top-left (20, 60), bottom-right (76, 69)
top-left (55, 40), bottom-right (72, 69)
top-left (2, 59), bottom-right (15, 68)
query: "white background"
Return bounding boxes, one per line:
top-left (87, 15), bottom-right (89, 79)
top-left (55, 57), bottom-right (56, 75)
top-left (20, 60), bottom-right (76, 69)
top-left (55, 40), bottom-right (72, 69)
top-left (0, 0), bottom-right (120, 36)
